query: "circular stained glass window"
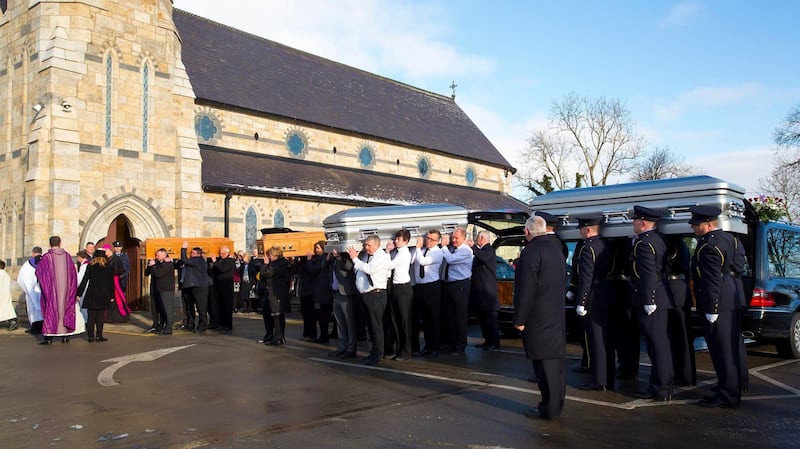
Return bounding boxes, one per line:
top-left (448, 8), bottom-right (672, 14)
top-left (194, 113), bottom-right (219, 142)
top-left (417, 156), bottom-right (431, 178)
top-left (465, 166), bottom-right (476, 185)
top-left (358, 146), bottom-right (374, 168)
top-left (286, 132), bottom-right (306, 157)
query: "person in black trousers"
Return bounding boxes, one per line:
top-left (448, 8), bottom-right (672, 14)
top-left (298, 244), bottom-right (325, 342)
top-left (210, 247), bottom-right (236, 331)
top-left (261, 245), bottom-right (293, 345)
top-left (180, 242), bottom-right (209, 333)
top-left (78, 251), bottom-right (114, 342)
top-left (690, 206), bottom-right (747, 408)
top-left (514, 215), bottom-right (567, 420)
top-left (145, 248), bottom-right (177, 335)
top-left (630, 206), bottom-right (674, 401)
top-left (470, 230), bottom-right (500, 351)
top-left (575, 215), bottom-right (615, 392)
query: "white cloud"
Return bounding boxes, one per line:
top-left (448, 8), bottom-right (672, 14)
top-left (652, 83), bottom-right (764, 123)
top-left (659, 1), bottom-right (704, 29)
top-left (691, 146), bottom-right (776, 194)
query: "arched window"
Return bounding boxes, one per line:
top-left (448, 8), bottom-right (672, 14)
top-left (142, 62), bottom-right (150, 152)
top-left (245, 207), bottom-right (258, 253)
top-left (273, 209), bottom-right (285, 228)
top-left (105, 53), bottom-right (113, 147)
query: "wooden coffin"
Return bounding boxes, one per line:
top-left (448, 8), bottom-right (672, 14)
top-left (142, 237), bottom-right (234, 259)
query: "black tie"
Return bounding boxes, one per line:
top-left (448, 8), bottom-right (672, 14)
top-left (419, 248), bottom-right (427, 278)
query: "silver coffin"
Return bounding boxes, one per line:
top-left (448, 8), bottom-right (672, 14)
top-left (322, 204), bottom-right (468, 252)
top-left (530, 175), bottom-right (747, 240)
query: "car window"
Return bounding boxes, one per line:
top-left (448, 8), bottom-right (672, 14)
top-left (495, 256), bottom-right (515, 280)
top-left (767, 227), bottom-right (800, 278)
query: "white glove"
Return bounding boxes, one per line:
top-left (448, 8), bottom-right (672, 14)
top-left (576, 305), bottom-right (587, 317)
top-left (566, 291), bottom-right (575, 301)
top-left (705, 313), bottom-right (719, 323)
top-left (644, 304), bottom-right (657, 315)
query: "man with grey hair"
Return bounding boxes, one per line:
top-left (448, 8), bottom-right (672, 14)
top-left (514, 215), bottom-right (567, 420)
top-left (347, 234), bottom-right (390, 366)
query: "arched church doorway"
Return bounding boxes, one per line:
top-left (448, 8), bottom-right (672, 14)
top-left (97, 215), bottom-right (144, 310)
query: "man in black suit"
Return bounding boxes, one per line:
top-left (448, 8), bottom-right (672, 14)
top-left (689, 205), bottom-right (746, 408)
top-left (575, 214), bottom-right (615, 391)
top-left (514, 215), bottom-right (567, 420)
top-left (470, 230), bottom-right (500, 350)
top-left (145, 248), bottom-right (177, 335)
top-left (180, 242), bottom-right (210, 333)
top-left (210, 246), bottom-right (236, 331)
top-left (630, 206), bottom-right (674, 401)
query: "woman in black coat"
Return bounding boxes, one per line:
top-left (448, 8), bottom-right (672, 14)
top-left (78, 252), bottom-right (115, 342)
top-left (261, 245), bottom-right (292, 345)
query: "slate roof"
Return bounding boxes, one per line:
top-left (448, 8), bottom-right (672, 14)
top-left (201, 146), bottom-right (527, 211)
top-left (174, 9), bottom-right (513, 170)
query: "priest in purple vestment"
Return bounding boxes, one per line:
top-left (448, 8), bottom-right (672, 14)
top-left (35, 236), bottom-right (78, 344)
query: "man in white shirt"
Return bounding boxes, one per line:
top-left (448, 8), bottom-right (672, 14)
top-left (347, 235), bottom-right (390, 366)
top-left (412, 230), bottom-right (444, 357)
top-left (386, 230), bottom-right (413, 360)
top-left (441, 227), bottom-right (474, 355)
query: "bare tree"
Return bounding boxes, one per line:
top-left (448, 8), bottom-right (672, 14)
top-left (773, 105), bottom-right (800, 168)
top-left (518, 93), bottom-right (645, 197)
top-left (758, 152), bottom-right (800, 222)
top-left (630, 146), bottom-right (702, 181)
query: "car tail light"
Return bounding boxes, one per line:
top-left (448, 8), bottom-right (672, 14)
top-left (749, 288), bottom-right (775, 307)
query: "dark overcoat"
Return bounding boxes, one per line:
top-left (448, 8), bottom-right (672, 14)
top-left (263, 257), bottom-right (293, 313)
top-left (513, 235), bottom-right (567, 360)
top-left (470, 244), bottom-right (498, 312)
top-left (78, 263), bottom-right (114, 310)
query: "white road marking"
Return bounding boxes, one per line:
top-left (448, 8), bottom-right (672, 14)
top-left (98, 344), bottom-right (196, 386)
top-left (310, 356), bottom-right (800, 410)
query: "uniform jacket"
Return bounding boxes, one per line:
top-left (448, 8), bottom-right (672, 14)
top-left (576, 236), bottom-right (613, 311)
top-left (513, 235), bottom-right (567, 360)
top-left (631, 229), bottom-right (671, 309)
top-left (691, 230), bottom-right (746, 314)
top-left (665, 236), bottom-right (691, 308)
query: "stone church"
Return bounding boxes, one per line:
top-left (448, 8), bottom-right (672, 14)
top-left (0, 0), bottom-right (523, 306)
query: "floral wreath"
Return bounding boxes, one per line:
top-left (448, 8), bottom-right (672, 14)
top-left (748, 195), bottom-right (788, 223)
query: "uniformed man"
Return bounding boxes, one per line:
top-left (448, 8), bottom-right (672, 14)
top-left (689, 205), bottom-right (746, 408)
top-left (574, 214), bottom-right (615, 391)
top-left (630, 205), bottom-right (674, 401)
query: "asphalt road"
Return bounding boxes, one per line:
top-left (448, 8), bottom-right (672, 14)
top-left (1, 311), bottom-right (798, 449)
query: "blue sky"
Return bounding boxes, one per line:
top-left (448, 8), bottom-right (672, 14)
top-left (173, 0), bottom-right (799, 197)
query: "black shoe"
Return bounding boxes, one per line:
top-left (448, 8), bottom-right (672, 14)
top-left (528, 375), bottom-right (537, 383)
top-left (423, 350), bottom-right (439, 358)
top-left (159, 330), bottom-right (173, 335)
top-left (636, 391), bottom-right (671, 401)
top-left (144, 327), bottom-right (158, 334)
top-left (392, 353), bottom-right (408, 361)
top-left (578, 383), bottom-right (608, 391)
top-left (88, 337), bottom-right (95, 342)
top-left (315, 337), bottom-right (330, 344)
top-left (38, 338), bottom-right (53, 345)
top-left (61, 336), bottom-right (70, 343)
top-left (96, 336), bottom-right (108, 342)
top-left (338, 351), bottom-right (356, 359)
top-left (363, 356), bottom-right (380, 366)
top-left (8, 320), bottom-right (18, 331)
top-left (698, 397), bottom-right (737, 408)
top-left (523, 407), bottom-right (550, 419)
top-left (482, 344), bottom-right (500, 351)
top-left (267, 339), bottom-right (285, 345)
top-left (384, 352), bottom-right (396, 359)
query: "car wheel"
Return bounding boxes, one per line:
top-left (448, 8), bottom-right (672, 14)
top-left (776, 313), bottom-right (800, 359)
